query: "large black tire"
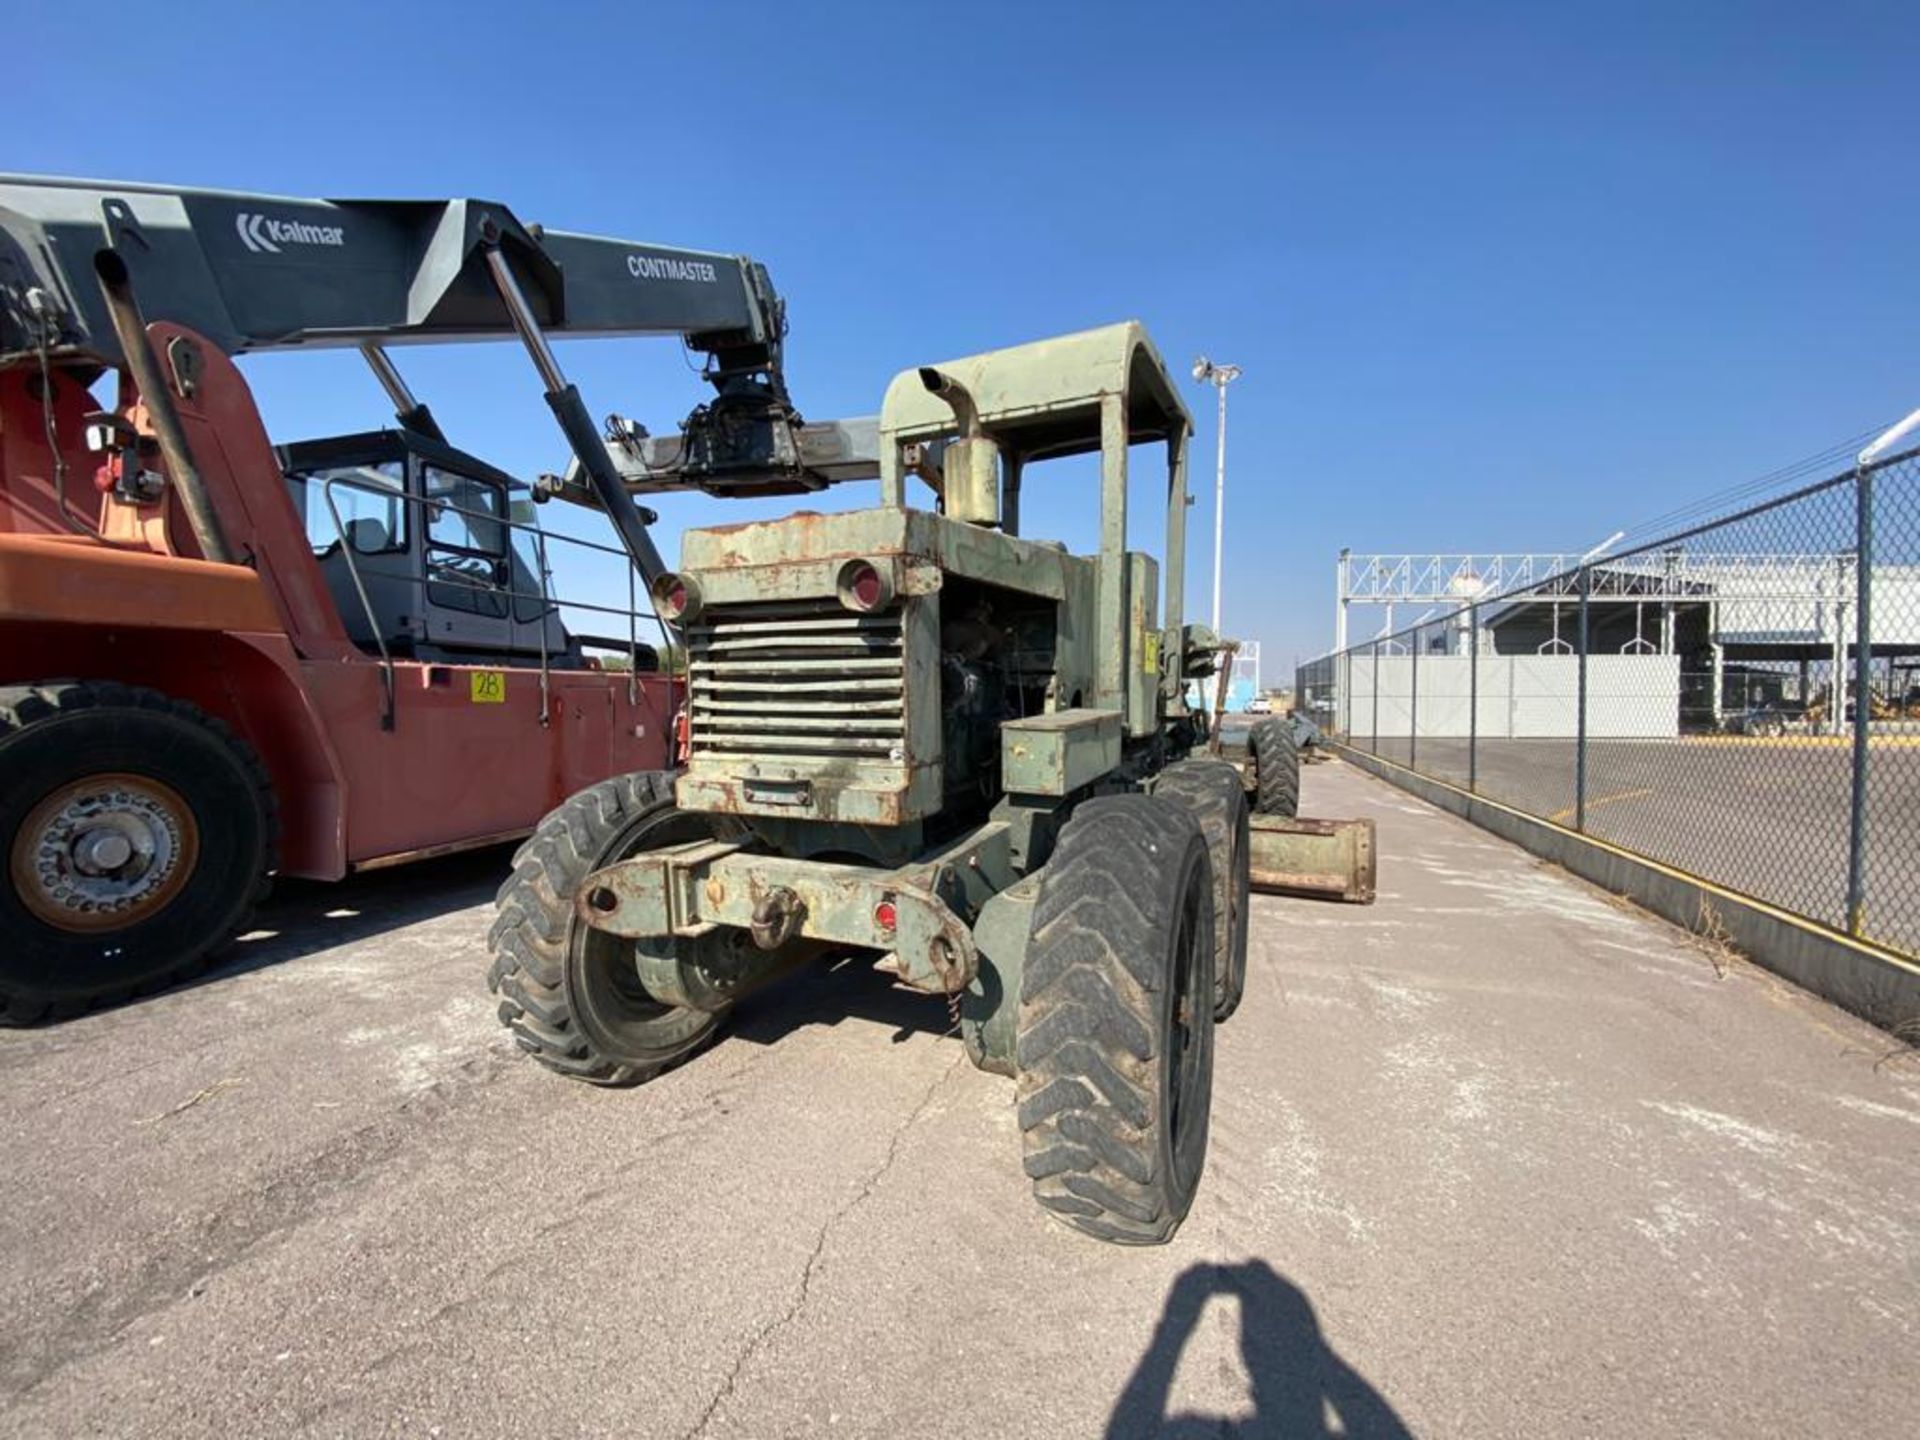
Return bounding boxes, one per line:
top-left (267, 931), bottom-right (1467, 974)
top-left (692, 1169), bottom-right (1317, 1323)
top-left (1016, 794), bottom-right (1216, 1244)
top-left (1152, 760), bottom-right (1250, 1022)
top-left (488, 772), bottom-right (729, 1086)
top-left (0, 680), bottom-right (275, 1024)
top-left (1248, 715), bottom-right (1300, 818)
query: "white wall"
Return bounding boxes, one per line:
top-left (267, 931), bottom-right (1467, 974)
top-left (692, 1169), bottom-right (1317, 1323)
top-left (1713, 566), bottom-right (1920, 648)
top-left (1341, 654), bottom-right (1680, 738)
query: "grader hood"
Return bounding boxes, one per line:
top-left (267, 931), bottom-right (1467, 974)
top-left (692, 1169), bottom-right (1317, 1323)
top-left (668, 506), bottom-right (1098, 827)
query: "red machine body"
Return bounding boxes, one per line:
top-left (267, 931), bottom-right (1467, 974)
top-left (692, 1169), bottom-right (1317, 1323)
top-left (0, 329), bottom-right (671, 883)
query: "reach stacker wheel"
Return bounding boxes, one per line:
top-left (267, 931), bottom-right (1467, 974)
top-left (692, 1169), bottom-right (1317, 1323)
top-left (0, 680), bottom-right (275, 1023)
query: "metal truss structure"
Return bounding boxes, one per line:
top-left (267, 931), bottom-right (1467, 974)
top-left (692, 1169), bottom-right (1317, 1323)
top-left (1333, 548), bottom-right (1866, 650)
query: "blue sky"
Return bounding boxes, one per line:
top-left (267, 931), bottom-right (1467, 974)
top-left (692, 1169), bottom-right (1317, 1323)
top-left (12, 1), bottom-right (1916, 674)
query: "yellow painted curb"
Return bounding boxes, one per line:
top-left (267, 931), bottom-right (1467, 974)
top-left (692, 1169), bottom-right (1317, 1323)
top-left (1678, 735), bottom-right (1920, 749)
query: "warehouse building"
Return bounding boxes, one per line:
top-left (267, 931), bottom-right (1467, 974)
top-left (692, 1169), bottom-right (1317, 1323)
top-left (1305, 551), bottom-right (1920, 738)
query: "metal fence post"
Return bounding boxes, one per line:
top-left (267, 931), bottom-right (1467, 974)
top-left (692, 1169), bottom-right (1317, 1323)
top-left (1409, 626), bottom-right (1420, 771)
top-left (1847, 465), bottom-right (1875, 935)
top-left (1468, 600), bottom-right (1479, 793)
top-left (1371, 639), bottom-right (1380, 753)
top-left (1342, 648), bottom-right (1352, 739)
top-left (1575, 565), bottom-right (1590, 833)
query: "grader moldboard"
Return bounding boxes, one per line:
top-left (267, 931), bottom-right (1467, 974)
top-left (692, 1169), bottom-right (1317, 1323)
top-left (490, 324), bottom-right (1372, 1243)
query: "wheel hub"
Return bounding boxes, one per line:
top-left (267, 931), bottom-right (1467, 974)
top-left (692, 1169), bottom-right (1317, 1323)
top-left (75, 828), bottom-right (136, 874)
top-left (10, 773), bottom-right (200, 933)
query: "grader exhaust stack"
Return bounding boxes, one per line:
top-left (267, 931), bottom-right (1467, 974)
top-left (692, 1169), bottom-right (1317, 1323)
top-left (917, 366), bottom-right (1001, 527)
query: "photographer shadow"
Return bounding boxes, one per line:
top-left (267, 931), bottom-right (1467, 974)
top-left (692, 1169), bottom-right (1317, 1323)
top-left (1107, 1261), bottom-right (1412, 1439)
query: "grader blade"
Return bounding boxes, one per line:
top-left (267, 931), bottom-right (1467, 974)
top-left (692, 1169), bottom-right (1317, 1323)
top-left (1247, 815), bottom-right (1376, 904)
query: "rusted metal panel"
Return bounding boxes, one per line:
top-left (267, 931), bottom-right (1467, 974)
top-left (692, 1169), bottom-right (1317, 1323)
top-left (1053, 562), bottom-right (1099, 713)
top-left (962, 872), bottom-right (1042, 1077)
top-left (1097, 393), bottom-right (1129, 720)
top-left (1247, 815), bottom-right (1377, 903)
top-left (902, 585), bottom-right (944, 818)
top-left (895, 821), bottom-right (1017, 916)
top-left (1126, 550), bottom-right (1160, 738)
top-left (682, 509), bottom-right (909, 593)
top-left (673, 770), bottom-right (932, 827)
top-left (672, 505), bottom-right (1111, 828)
top-left (675, 576), bottom-right (926, 822)
top-left (681, 507), bottom-right (1082, 604)
top-left (1162, 429), bottom-right (1191, 706)
top-left (578, 840), bottom-right (982, 994)
top-left (874, 322), bottom-right (1195, 457)
top-left (1001, 708), bottom-right (1122, 796)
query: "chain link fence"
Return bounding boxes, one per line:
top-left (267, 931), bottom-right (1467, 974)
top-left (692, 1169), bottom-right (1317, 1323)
top-left (1297, 446), bottom-right (1920, 960)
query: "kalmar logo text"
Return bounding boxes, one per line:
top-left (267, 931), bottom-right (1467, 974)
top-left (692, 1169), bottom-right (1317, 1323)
top-left (236, 212), bottom-right (346, 255)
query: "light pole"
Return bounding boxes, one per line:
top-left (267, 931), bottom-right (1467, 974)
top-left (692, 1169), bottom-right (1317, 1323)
top-left (1191, 356), bottom-right (1242, 634)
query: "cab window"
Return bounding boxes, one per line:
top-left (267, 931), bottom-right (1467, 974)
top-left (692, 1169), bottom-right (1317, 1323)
top-left (424, 467), bottom-right (506, 556)
top-left (284, 461), bottom-right (407, 556)
top-left (424, 466), bottom-right (510, 619)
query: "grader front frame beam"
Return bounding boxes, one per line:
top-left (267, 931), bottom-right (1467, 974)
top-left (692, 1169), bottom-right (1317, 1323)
top-left (575, 826), bottom-right (1021, 995)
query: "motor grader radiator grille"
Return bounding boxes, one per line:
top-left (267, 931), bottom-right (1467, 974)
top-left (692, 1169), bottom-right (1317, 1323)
top-left (686, 601), bottom-right (906, 760)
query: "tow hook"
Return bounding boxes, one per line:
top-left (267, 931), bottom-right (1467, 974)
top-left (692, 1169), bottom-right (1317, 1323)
top-left (749, 886), bottom-right (805, 950)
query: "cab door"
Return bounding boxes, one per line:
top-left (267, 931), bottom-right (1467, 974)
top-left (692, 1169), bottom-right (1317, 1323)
top-left (420, 462), bottom-right (514, 653)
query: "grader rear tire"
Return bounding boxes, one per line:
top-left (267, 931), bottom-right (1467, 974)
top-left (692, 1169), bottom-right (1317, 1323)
top-left (1152, 759), bottom-right (1251, 1022)
top-left (1248, 715), bottom-right (1300, 818)
top-left (1016, 794), bottom-right (1215, 1245)
top-left (487, 772), bottom-right (727, 1086)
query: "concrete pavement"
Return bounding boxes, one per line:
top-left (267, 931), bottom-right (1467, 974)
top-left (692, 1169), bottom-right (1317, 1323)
top-left (1, 759), bottom-right (1914, 1437)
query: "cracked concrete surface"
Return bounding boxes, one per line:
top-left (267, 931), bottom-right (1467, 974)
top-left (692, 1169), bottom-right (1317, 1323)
top-left (0, 760), bottom-right (1914, 1438)
top-left (681, 1050), bottom-right (968, 1440)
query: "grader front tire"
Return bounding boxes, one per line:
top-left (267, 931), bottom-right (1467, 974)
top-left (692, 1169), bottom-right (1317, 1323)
top-left (1016, 795), bottom-right (1216, 1245)
top-left (487, 772), bottom-right (724, 1086)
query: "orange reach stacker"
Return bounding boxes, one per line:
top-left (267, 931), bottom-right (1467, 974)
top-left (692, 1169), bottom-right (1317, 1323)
top-left (0, 175), bottom-right (875, 1019)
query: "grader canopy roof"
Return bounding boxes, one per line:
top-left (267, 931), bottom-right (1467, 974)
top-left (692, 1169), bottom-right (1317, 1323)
top-left (878, 321), bottom-right (1194, 461)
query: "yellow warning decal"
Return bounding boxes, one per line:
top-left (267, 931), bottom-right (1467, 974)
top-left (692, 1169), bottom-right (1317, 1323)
top-left (470, 670), bottom-right (507, 703)
top-left (1142, 632), bottom-right (1161, 674)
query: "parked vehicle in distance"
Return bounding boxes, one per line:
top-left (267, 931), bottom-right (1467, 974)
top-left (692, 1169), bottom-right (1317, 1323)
top-left (1724, 700), bottom-right (1806, 737)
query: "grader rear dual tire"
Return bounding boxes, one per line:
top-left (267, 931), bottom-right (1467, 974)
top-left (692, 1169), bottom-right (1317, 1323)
top-left (0, 680), bottom-right (275, 1024)
top-left (1248, 715), bottom-right (1300, 818)
top-left (487, 772), bottom-right (729, 1086)
top-left (1016, 794), bottom-right (1216, 1245)
top-left (1152, 759), bottom-right (1250, 1022)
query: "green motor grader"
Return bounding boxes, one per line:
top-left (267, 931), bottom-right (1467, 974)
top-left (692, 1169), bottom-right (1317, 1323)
top-left (489, 323), bottom-right (1258, 1243)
